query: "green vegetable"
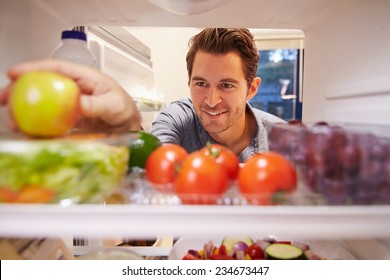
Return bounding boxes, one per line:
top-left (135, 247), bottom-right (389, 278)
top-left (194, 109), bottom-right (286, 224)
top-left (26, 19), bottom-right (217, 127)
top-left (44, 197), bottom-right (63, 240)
top-left (265, 243), bottom-right (306, 260)
top-left (128, 131), bottom-right (161, 170)
top-left (0, 140), bottom-right (128, 204)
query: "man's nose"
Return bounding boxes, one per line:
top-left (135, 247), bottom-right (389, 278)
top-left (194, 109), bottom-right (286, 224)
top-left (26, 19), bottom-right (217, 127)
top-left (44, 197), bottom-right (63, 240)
top-left (204, 87), bottom-right (221, 108)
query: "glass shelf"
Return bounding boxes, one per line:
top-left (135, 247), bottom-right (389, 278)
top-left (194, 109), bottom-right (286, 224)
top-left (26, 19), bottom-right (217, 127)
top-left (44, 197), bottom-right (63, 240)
top-left (1, 204), bottom-right (389, 240)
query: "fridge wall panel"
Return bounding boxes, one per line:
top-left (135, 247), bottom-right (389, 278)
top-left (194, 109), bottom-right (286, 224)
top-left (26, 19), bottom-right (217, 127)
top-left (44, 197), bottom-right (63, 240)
top-left (0, 0), bottom-right (69, 86)
top-left (302, 0), bottom-right (390, 124)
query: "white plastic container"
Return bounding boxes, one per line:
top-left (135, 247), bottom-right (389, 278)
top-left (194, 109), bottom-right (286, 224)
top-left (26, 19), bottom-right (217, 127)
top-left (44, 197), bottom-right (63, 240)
top-left (52, 30), bottom-right (96, 67)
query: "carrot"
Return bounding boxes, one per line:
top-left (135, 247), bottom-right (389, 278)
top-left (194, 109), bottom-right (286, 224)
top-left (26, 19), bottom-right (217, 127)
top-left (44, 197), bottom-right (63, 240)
top-left (15, 185), bottom-right (55, 203)
top-left (0, 187), bottom-right (18, 203)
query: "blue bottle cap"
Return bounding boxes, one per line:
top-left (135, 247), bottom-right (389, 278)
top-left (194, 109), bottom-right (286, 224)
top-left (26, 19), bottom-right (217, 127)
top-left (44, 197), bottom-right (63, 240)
top-left (61, 30), bottom-right (87, 41)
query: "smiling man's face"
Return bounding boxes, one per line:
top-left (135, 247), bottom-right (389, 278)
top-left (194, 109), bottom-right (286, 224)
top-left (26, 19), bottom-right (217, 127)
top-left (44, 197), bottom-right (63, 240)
top-left (190, 50), bottom-right (256, 137)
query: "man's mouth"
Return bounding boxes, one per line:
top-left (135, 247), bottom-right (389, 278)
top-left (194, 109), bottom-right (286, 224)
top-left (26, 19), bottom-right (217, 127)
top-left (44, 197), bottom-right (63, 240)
top-left (206, 111), bottom-right (224, 116)
top-left (202, 108), bottom-right (227, 116)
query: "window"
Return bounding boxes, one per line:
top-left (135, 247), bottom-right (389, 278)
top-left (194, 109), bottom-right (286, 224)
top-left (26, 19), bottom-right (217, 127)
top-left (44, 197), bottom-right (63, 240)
top-left (249, 29), bottom-right (304, 122)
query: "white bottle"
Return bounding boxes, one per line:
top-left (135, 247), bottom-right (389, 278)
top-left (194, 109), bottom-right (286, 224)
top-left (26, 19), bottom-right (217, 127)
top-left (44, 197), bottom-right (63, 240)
top-left (52, 29), bottom-right (96, 67)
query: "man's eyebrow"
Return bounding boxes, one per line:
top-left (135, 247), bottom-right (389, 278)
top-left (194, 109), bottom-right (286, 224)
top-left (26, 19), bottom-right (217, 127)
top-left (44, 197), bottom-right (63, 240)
top-left (191, 76), bottom-right (240, 84)
top-left (220, 78), bottom-right (240, 84)
top-left (191, 76), bottom-right (206, 81)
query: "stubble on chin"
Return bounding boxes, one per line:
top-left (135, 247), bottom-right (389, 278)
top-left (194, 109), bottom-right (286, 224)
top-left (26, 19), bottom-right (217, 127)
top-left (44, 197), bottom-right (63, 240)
top-left (198, 111), bottom-right (229, 134)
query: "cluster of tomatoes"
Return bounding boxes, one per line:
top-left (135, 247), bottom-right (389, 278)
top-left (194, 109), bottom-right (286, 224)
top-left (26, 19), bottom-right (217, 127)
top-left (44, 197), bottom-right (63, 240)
top-left (144, 143), bottom-right (297, 204)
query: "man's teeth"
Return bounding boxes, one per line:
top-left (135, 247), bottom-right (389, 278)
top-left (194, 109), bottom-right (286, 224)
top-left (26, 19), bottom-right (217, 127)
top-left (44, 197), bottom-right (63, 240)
top-left (208, 111), bottom-right (222, 115)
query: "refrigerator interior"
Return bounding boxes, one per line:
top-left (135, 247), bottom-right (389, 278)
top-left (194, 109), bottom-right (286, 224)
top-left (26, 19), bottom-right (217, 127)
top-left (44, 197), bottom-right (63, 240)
top-left (0, 0), bottom-right (390, 260)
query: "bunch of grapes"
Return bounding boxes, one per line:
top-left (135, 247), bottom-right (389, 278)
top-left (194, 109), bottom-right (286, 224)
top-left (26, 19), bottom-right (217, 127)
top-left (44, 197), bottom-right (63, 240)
top-left (268, 121), bottom-right (390, 205)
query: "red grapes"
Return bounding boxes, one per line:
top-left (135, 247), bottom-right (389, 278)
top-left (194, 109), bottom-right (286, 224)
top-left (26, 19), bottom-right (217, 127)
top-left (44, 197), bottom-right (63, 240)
top-left (268, 122), bottom-right (390, 205)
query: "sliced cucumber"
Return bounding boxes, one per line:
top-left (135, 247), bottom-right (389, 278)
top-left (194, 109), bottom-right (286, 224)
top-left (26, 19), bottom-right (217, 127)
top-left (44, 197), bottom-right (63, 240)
top-left (221, 236), bottom-right (253, 252)
top-left (265, 243), bottom-right (306, 260)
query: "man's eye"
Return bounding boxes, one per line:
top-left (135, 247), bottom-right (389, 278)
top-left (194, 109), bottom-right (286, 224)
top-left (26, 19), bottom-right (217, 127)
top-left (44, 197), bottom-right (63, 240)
top-left (221, 83), bottom-right (233, 89)
top-left (195, 81), bottom-right (207, 87)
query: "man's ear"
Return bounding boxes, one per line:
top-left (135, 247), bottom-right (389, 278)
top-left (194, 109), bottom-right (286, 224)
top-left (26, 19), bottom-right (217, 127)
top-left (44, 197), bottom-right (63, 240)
top-left (247, 77), bottom-right (261, 101)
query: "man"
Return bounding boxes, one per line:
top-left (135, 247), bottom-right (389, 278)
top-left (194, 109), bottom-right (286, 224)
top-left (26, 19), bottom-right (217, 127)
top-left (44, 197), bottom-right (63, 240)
top-left (150, 28), bottom-right (284, 162)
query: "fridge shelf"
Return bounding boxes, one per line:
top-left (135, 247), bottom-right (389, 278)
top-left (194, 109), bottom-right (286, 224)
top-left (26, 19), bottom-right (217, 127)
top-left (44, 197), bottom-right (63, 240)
top-left (1, 204), bottom-right (389, 240)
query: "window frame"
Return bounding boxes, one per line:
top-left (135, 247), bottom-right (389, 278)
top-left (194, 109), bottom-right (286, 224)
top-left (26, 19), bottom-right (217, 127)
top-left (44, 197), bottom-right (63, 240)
top-left (250, 29), bottom-right (305, 120)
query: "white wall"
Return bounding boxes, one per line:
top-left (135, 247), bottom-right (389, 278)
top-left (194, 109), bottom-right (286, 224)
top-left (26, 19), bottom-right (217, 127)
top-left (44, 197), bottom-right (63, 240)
top-left (302, 0), bottom-right (390, 125)
top-left (126, 27), bottom-right (200, 105)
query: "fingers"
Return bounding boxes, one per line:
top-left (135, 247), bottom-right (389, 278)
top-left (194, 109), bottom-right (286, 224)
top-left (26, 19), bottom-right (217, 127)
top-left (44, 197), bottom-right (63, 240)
top-left (7, 59), bottom-right (94, 79)
top-left (80, 90), bottom-right (135, 123)
top-left (80, 91), bottom-right (141, 131)
top-left (7, 59), bottom-right (102, 95)
top-left (0, 84), bottom-right (12, 105)
top-left (8, 119), bottom-right (18, 132)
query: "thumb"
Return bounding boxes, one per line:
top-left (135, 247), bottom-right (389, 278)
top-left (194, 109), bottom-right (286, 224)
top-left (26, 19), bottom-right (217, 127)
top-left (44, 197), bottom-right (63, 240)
top-left (80, 94), bottom-right (127, 127)
top-left (80, 94), bottom-right (107, 118)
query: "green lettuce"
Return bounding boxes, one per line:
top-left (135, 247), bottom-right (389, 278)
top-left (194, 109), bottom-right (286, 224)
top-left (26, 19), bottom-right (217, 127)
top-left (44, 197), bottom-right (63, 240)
top-left (0, 141), bottom-right (128, 204)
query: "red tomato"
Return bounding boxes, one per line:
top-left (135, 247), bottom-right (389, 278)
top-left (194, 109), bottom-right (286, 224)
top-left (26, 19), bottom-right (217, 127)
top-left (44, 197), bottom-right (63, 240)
top-left (238, 151), bottom-right (297, 204)
top-left (145, 144), bottom-right (188, 191)
top-left (245, 244), bottom-right (265, 260)
top-left (175, 151), bottom-right (228, 204)
top-left (200, 143), bottom-right (240, 181)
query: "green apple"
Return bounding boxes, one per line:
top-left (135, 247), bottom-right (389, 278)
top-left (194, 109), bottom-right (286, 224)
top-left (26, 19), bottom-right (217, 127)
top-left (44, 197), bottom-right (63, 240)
top-left (10, 71), bottom-right (80, 137)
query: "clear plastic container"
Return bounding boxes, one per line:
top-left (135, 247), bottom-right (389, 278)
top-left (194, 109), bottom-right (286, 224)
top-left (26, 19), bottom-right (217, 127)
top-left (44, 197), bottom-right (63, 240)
top-left (121, 122), bottom-right (390, 206)
top-left (267, 121), bottom-right (390, 205)
top-left (0, 133), bottom-right (138, 205)
top-left (52, 29), bottom-right (96, 67)
top-left (123, 168), bottom-right (317, 206)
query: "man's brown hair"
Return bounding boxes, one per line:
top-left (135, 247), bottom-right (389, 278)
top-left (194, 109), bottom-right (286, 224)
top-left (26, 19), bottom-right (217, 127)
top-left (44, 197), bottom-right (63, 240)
top-left (186, 28), bottom-right (259, 88)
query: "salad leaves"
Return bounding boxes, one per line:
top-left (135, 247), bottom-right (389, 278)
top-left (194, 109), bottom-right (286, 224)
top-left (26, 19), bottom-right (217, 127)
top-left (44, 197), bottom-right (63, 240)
top-left (0, 141), bottom-right (128, 204)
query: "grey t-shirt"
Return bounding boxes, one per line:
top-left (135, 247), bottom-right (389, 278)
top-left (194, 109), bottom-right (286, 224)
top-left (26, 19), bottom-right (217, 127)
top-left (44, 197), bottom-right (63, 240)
top-left (150, 98), bottom-right (285, 162)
